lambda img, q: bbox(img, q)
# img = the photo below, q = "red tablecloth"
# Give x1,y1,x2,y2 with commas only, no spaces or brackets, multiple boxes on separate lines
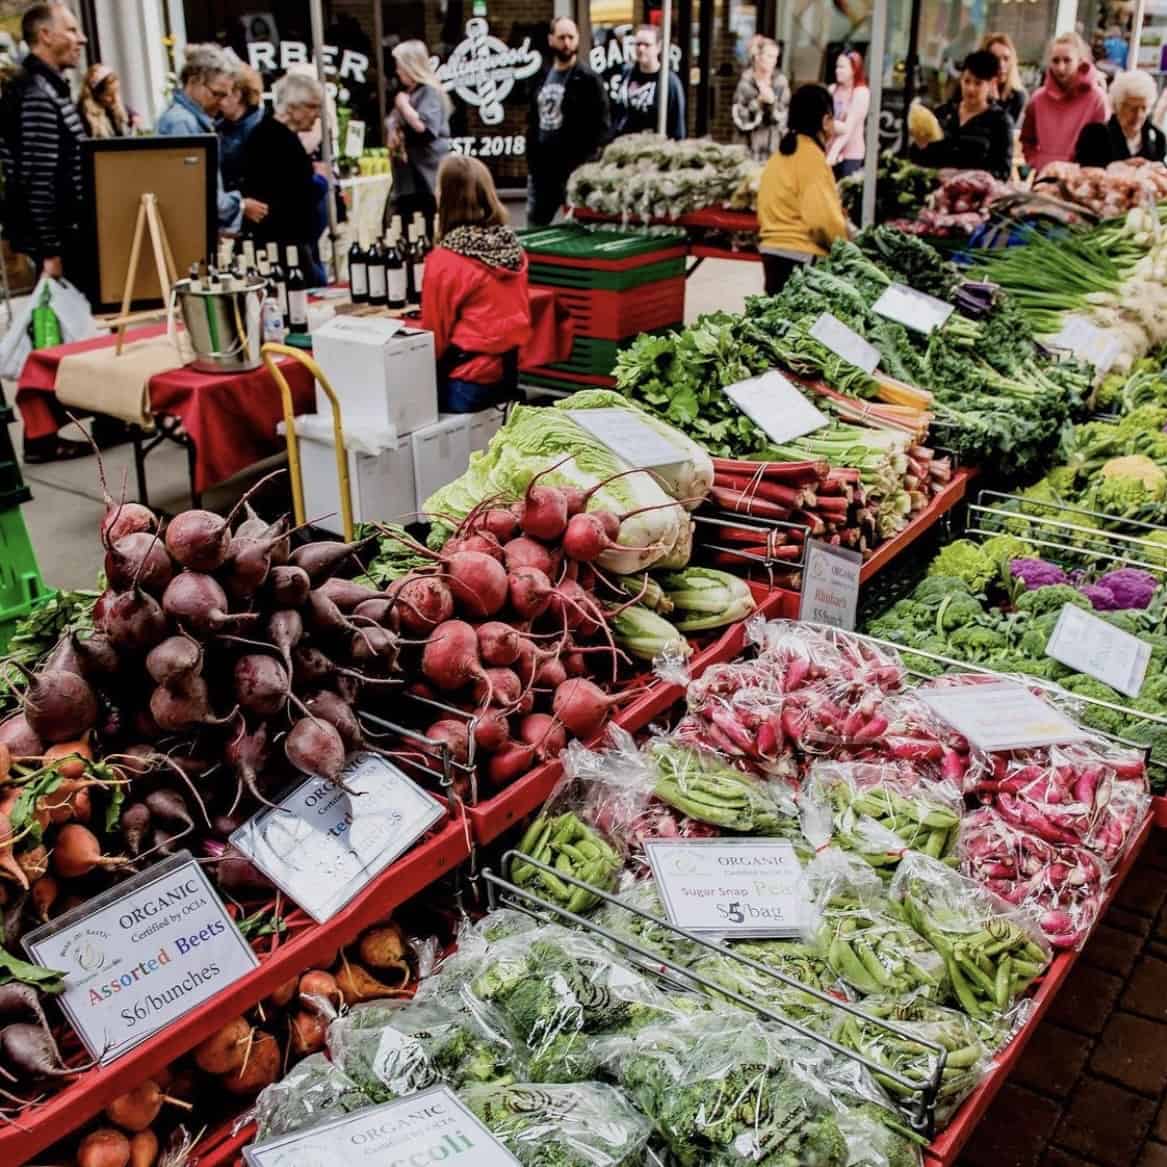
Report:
16,288,572,493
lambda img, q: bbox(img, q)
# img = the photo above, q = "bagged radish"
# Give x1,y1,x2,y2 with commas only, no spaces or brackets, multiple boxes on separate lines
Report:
803,849,949,1001
747,618,907,695
892,853,1051,1018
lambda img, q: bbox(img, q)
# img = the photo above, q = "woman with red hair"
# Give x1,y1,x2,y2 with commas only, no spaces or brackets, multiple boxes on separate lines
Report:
826,49,869,178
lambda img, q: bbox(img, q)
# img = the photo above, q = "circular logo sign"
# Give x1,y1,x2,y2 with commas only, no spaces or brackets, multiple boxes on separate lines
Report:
436,18,542,125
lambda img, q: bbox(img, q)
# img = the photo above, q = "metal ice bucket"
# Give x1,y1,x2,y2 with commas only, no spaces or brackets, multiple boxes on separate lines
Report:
174,276,266,373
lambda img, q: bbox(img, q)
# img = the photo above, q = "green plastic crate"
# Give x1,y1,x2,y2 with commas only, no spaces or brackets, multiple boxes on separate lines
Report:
527,255,686,292
519,224,685,261
0,506,50,640
541,329,676,378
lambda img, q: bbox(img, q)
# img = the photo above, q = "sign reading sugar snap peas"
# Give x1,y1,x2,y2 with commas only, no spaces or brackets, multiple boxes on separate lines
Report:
645,839,806,937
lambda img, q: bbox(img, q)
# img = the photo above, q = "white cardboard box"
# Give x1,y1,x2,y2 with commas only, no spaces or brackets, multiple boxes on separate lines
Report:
468,407,505,454
312,316,437,435
283,414,416,534
412,414,471,514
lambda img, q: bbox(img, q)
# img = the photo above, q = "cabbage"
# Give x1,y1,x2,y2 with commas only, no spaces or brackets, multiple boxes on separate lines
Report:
424,399,712,574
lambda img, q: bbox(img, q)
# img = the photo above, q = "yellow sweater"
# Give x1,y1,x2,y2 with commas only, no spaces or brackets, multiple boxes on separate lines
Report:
757,135,850,258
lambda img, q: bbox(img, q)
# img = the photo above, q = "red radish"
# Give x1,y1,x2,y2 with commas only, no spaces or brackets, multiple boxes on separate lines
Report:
146,632,203,691
104,530,174,595
472,667,521,709
479,507,519,542
285,717,348,786
502,536,556,576
162,572,256,634
12,663,98,745
421,620,493,696
390,574,455,635
534,657,568,688
508,567,554,621
519,713,567,760
0,714,43,759
104,587,168,656
477,621,521,667
519,458,572,541
426,718,471,765
290,535,378,584
444,531,504,562
234,655,290,716
553,678,636,739
487,741,537,787
266,564,312,608
51,823,125,878
442,550,508,619
473,708,510,753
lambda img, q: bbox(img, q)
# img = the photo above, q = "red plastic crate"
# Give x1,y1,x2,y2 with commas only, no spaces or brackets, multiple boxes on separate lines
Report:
538,278,685,341
0,819,471,1166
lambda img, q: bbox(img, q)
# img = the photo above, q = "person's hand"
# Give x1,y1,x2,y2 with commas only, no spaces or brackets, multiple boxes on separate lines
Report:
41,256,63,279
243,198,269,224
387,125,403,151
757,80,774,104
312,161,331,181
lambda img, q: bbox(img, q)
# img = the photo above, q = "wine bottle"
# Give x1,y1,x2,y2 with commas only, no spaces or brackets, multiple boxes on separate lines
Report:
386,220,406,310
187,261,200,288
349,232,369,304
241,239,257,276
367,233,387,307
285,244,309,335
404,220,418,307
267,243,288,317
411,213,428,307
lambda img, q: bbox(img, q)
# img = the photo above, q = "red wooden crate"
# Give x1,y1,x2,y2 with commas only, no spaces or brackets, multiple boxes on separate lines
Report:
544,278,685,341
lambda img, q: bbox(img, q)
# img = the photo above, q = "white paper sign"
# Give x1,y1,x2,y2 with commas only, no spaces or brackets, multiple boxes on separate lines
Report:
645,839,806,937
1046,316,1124,375
23,853,257,1063
343,118,367,159
872,283,954,334
799,539,862,631
231,754,444,923
723,369,828,446
810,313,880,374
919,681,1090,752
564,408,687,469
1046,603,1152,699
244,1086,521,1167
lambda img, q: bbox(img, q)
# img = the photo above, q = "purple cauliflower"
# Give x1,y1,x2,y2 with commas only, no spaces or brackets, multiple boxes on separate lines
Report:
1093,568,1158,610
1079,582,1119,611
1009,558,1068,590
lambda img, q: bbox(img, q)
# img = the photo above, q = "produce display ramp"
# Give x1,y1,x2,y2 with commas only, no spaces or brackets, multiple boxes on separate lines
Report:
0,820,470,1165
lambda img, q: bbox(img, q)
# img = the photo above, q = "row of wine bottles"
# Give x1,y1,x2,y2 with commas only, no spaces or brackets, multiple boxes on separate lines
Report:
187,240,312,335
348,212,430,310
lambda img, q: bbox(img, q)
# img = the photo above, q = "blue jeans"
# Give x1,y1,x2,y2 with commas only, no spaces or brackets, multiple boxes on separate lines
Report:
442,378,502,412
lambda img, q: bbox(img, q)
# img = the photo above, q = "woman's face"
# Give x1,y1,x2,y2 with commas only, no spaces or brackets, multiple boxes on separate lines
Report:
821,110,836,142
835,54,854,85
396,60,413,88
218,86,246,122
98,75,119,108
989,42,1011,82
1118,94,1150,138
757,45,778,75
960,70,993,109
286,98,322,133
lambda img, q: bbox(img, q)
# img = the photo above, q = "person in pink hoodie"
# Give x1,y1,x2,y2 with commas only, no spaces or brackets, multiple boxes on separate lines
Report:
1021,33,1109,173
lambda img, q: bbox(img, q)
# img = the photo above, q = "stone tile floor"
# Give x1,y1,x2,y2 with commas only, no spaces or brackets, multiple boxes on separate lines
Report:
957,829,1167,1167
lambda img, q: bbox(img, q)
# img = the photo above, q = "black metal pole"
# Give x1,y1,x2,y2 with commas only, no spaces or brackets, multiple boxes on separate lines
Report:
900,0,923,153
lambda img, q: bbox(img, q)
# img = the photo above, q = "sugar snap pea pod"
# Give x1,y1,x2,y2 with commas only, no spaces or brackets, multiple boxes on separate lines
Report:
994,956,1012,1010
518,815,551,855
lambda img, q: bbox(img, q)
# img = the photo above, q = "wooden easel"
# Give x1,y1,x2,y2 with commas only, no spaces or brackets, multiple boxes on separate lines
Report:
113,192,178,354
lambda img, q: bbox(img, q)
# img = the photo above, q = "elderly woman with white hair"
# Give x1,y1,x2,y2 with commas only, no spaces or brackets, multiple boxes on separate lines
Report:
241,71,328,281
1075,70,1165,167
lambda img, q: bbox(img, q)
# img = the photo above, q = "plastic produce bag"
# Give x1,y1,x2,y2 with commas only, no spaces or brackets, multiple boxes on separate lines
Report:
0,275,97,380
804,850,949,1001
592,876,705,967
252,1052,372,1141
460,1081,653,1166
747,618,907,696
892,853,1052,1018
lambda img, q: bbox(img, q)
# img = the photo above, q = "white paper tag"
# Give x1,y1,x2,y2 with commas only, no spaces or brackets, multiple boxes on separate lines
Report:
799,539,862,631
23,853,258,1064
645,839,806,937
919,681,1091,752
810,313,880,374
1046,317,1124,375
872,283,954,334
344,119,367,159
244,1086,522,1166
723,369,828,446
564,407,688,469
1046,603,1151,699
231,753,444,923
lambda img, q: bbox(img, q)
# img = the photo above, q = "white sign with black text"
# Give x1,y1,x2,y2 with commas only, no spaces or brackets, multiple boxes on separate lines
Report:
799,540,862,631
810,313,881,374
1046,603,1152,699
919,681,1091,753
565,407,687,471
23,853,257,1063
723,369,828,446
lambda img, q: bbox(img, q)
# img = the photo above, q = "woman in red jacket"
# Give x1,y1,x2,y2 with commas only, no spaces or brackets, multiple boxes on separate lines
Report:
422,155,532,412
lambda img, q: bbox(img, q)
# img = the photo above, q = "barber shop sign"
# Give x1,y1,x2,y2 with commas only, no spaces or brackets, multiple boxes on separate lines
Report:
435,18,542,125
245,40,370,102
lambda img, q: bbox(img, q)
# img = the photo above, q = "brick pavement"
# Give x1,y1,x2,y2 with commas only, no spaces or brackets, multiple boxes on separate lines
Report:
957,831,1167,1167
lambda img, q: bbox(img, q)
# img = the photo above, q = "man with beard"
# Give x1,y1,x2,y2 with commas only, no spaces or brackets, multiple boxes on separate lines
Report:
525,17,609,226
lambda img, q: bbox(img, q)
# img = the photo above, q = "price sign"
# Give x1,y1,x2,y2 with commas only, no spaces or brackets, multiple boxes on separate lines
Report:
919,681,1090,752
1046,603,1152,699
872,283,953,334
343,118,367,158
810,313,880,374
565,407,688,470
1046,317,1124,375
799,539,862,631
244,1086,522,1167
23,853,257,1063
723,369,828,446
231,754,444,923
645,839,806,937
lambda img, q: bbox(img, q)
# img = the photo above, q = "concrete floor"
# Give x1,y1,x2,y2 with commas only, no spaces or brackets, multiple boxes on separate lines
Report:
4,256,763,592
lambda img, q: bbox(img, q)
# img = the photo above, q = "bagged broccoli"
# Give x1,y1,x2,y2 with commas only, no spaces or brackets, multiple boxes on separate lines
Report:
592,876,705,967
252,1052,372,1141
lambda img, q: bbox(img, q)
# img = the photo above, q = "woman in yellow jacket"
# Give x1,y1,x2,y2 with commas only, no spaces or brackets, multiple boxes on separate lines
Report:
757,83,851,294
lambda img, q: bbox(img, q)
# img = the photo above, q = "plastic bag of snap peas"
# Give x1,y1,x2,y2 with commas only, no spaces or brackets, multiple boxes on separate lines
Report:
891,852,1052,1019
803,849,950,1002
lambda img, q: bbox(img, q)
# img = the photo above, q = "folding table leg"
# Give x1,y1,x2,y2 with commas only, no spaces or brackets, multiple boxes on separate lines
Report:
131,428,150,509
186,434,200,510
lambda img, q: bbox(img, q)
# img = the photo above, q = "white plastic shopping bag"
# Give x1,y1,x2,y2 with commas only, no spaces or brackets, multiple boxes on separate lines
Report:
0,275,99,381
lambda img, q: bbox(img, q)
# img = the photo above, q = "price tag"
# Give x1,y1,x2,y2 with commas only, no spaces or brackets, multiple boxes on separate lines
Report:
1046,316,1124,375
1046,603,1152,699
645,839,806,937
872,283,954,334
23,853,257,1064
231,754,445,923
564,407,688,470
809,313,880,374
919,681,1090,752
343,119,367,159
723,369,828,446
243,1086,521,1167
799,539,862,631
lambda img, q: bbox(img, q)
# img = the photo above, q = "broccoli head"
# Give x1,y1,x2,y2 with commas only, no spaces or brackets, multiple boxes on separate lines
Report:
926,540,996,593
1061,675,1128,736
1015,585,1091,618
935,592,989,635
1089,474,1167,520
913,575,974,606
947,623,1010,663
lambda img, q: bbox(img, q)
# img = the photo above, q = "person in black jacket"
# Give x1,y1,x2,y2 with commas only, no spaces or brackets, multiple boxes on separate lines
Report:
525,18,609,226
241,72,327,283
1075,69,1166,167
610,25,686,141
909,50,1014,180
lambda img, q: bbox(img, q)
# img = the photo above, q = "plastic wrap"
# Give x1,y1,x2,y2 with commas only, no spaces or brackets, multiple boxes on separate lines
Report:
958,807,1110,949
591,877,705,967
461,1082,654,1166
747,618,908,695
802,762,963,871
252,1052,372,1141
892,853,1052,1018
804,850,949,1001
